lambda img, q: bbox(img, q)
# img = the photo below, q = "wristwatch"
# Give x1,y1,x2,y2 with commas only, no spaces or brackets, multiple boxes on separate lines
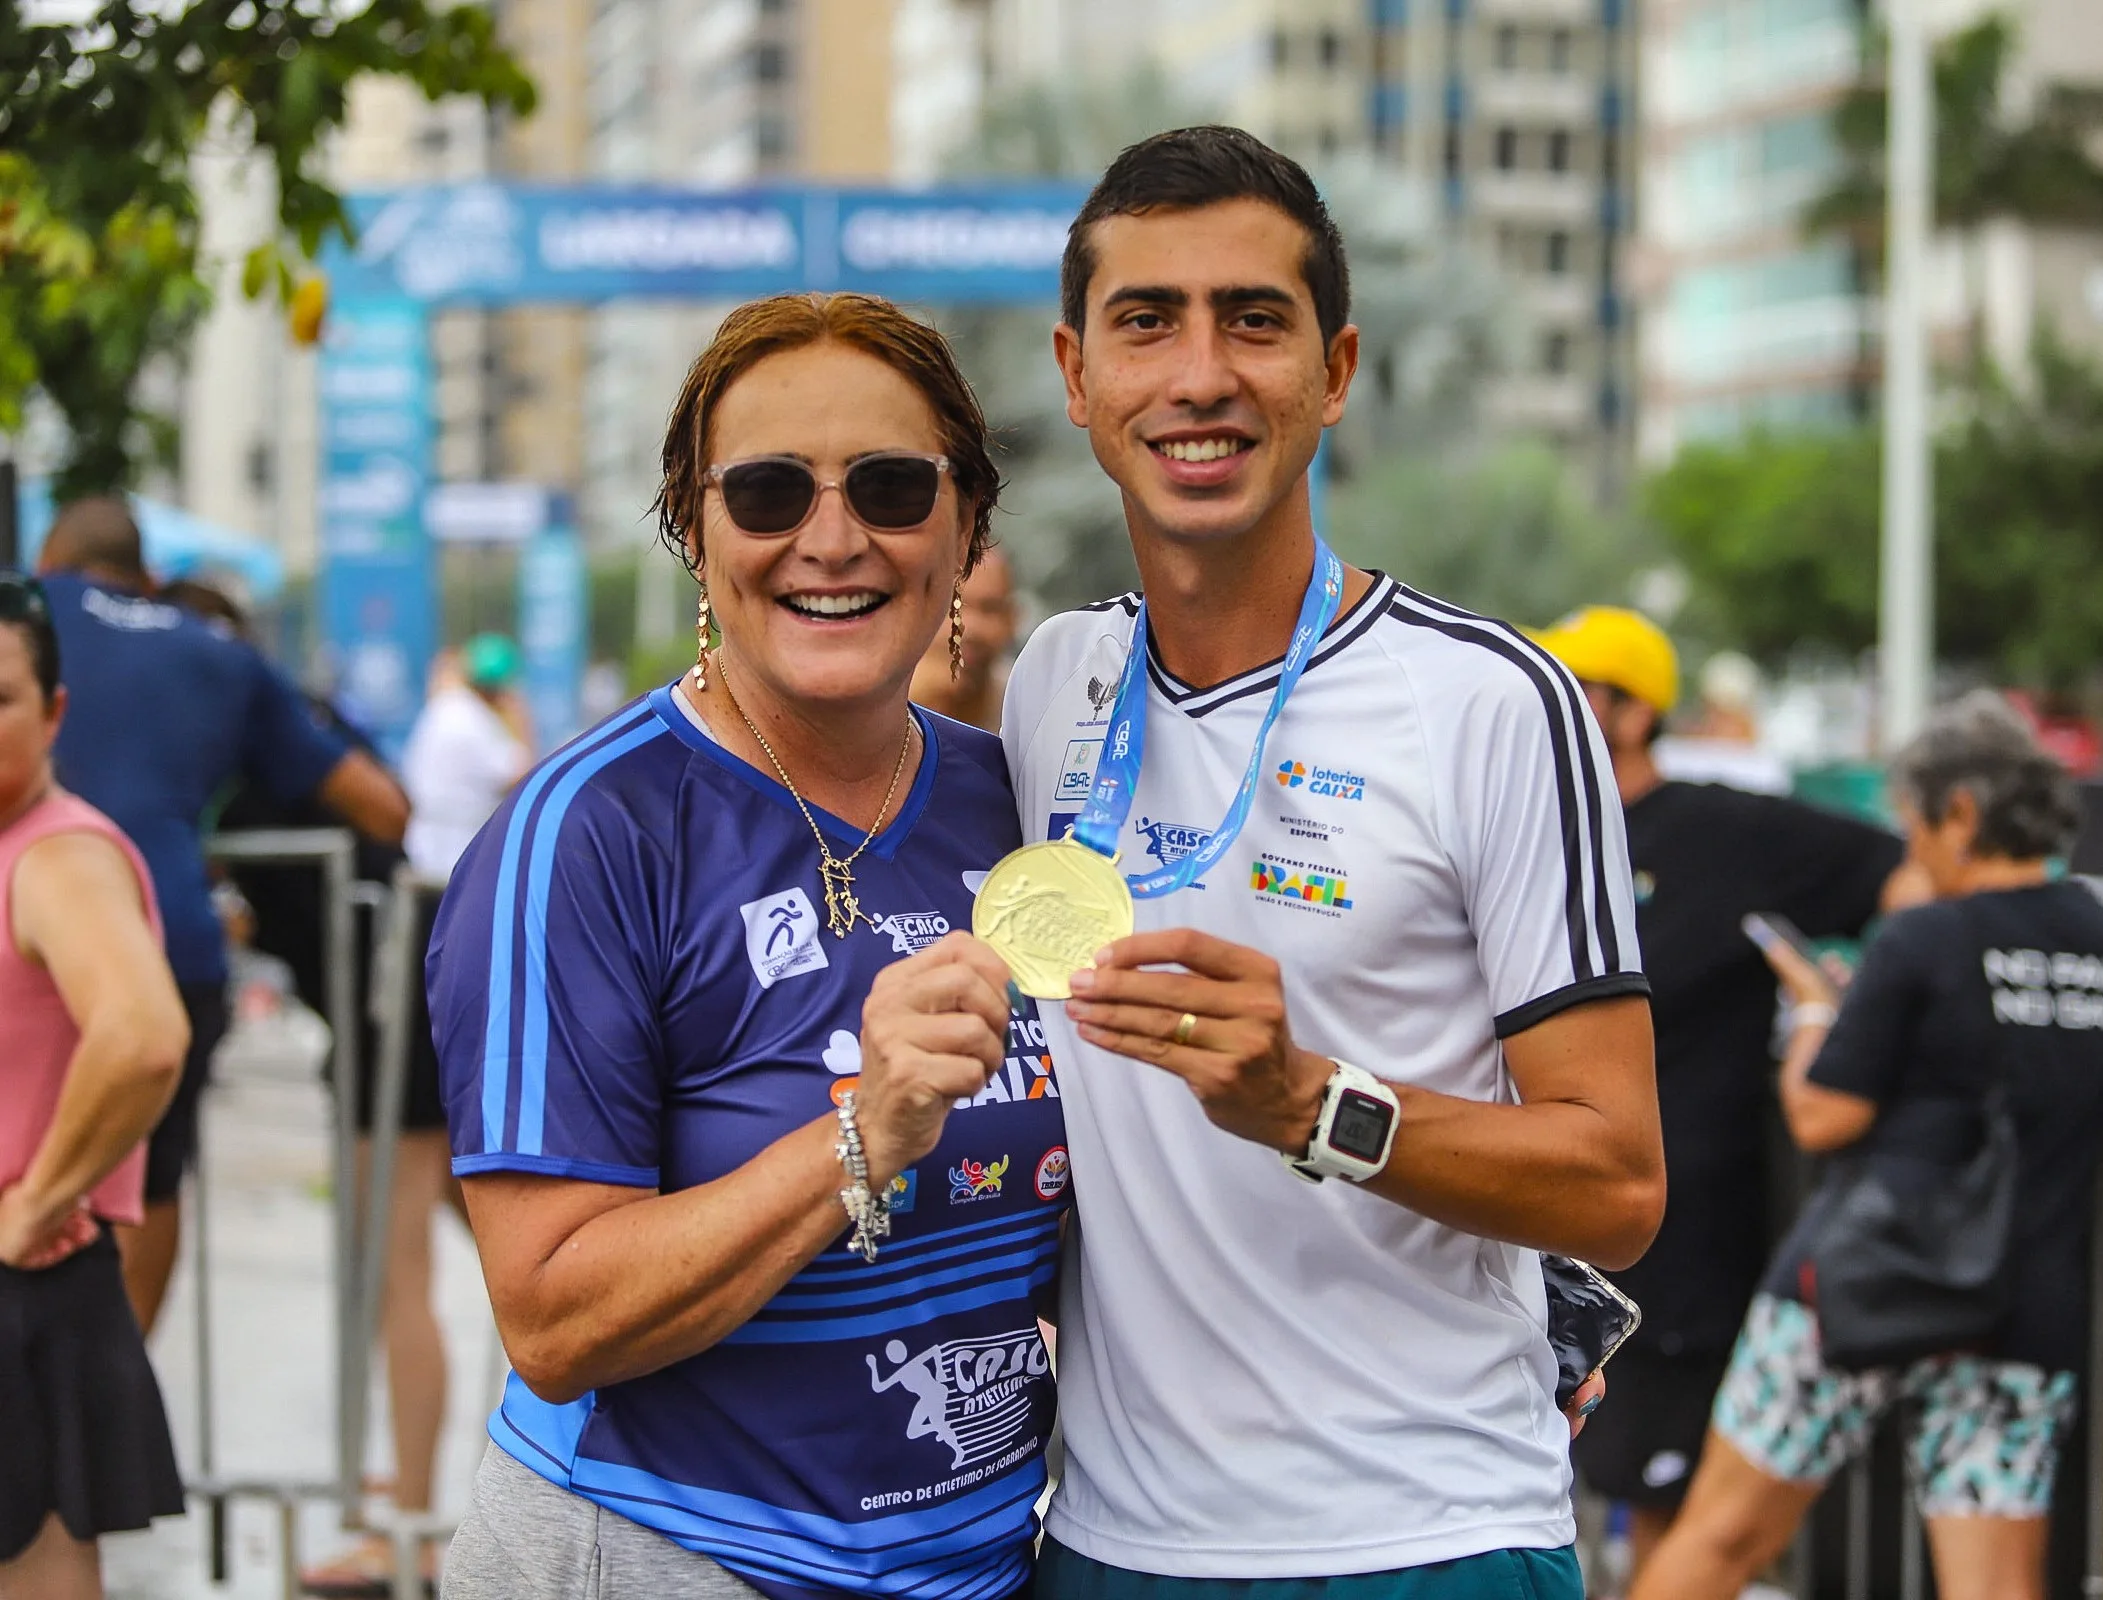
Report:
1283,1059,1401,1184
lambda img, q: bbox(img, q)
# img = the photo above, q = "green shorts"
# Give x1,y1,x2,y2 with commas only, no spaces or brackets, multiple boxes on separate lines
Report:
1033,1538,1582,1600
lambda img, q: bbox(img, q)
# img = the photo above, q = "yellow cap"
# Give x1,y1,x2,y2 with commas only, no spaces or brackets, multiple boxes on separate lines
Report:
1529,606,1680,714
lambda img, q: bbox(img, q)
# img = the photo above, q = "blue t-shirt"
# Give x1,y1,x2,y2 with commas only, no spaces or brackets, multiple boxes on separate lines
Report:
428,686,1068,1600
43,573,351,986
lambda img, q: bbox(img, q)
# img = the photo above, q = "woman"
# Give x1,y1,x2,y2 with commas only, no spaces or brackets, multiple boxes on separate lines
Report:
1632,691,2103,1600
430,293,1065,1600
0,572,192,1599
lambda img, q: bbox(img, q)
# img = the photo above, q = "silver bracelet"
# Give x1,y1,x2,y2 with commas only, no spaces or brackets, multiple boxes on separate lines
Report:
1785,1001,1839,1032
834,1091,891,1263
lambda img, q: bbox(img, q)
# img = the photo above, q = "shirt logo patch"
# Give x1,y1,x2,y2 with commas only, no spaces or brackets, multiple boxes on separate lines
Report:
876,910,951,954
1136,817,1210,867
865,1328,1050,1471
957,1017,1060,1109
1047,812,1078,841
1251,855,1354,913
1275,757,1365,801
947,1154,1009,1202
1034,1146,1070,1201
1055,740,1102,803
885,1170,918,1215
739,888,830,989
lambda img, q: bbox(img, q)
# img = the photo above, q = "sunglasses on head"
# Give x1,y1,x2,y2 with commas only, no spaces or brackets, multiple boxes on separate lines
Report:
705,452,951,536
0,573,49,622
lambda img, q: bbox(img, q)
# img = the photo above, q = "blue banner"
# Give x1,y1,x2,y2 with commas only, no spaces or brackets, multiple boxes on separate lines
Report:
324,182,1091,307
316,299,434,756
518,522,586,753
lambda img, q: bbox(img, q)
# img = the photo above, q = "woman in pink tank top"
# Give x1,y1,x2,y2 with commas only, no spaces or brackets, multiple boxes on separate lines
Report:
0,573,192,1596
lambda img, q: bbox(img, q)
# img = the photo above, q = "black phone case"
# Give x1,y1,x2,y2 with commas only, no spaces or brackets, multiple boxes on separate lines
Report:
1542,1254,1642,1409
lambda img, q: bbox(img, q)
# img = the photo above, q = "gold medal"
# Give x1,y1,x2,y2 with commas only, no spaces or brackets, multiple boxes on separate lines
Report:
973,839,1134,999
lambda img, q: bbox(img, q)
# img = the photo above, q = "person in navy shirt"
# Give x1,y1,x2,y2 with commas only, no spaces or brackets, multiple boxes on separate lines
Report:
430,293,1066,1600
35,498,409,1331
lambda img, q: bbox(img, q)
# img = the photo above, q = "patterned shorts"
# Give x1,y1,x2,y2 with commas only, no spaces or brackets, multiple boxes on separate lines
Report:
1712,1294,2077,1518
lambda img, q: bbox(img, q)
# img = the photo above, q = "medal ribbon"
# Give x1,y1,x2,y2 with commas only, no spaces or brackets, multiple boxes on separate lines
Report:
1073,538,1345,899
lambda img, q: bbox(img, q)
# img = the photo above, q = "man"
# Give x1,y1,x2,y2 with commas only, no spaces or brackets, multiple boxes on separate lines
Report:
1001,126,1664,1596
1531,606,1910,1582
37,496,408,1331
401,634,531,882
910,543,1019,731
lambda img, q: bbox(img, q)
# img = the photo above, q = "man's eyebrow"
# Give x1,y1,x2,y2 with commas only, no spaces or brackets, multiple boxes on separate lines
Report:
1101,285,1188,312
1210,286,1298,312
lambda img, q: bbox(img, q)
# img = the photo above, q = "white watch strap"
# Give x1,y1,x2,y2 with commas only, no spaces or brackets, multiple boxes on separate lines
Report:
1284,1059,1400,1184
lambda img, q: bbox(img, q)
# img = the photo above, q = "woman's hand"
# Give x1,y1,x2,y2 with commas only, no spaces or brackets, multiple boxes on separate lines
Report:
854,933,1014,1186
0,1187,99,1271
1564,1368,1606,1439
1755,935,1842,1013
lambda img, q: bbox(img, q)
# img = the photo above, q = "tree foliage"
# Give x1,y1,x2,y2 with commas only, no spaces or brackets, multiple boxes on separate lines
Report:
1805,14,2103,273
1330,441,1657,627
1644,336,2103,689
0,0,534,496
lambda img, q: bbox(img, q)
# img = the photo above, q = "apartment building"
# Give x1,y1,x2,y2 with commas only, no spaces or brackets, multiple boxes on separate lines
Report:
1636,0,2103,464
1368,0,1639,496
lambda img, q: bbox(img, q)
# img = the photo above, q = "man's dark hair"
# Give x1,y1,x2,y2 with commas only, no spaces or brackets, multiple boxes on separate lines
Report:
42,494,147,583
1060,125,1351,347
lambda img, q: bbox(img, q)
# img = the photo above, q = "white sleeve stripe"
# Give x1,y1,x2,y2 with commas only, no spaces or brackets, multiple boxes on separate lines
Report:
1385,590,1628,982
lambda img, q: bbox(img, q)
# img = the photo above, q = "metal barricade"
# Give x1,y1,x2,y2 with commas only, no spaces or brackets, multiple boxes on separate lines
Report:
196,829,370,1591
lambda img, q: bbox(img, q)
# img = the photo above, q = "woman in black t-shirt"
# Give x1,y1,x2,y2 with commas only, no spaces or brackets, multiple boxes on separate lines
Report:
1634,692,2102,1600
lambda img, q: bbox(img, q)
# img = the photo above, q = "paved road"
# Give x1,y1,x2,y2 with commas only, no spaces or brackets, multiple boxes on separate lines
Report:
101,1013,501,1599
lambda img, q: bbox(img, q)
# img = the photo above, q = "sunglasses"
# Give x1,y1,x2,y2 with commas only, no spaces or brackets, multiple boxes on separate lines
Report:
705,452,951,536
0,573,49,622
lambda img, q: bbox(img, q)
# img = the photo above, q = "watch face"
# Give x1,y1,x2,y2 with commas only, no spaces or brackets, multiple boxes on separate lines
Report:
1329,1089,1395,1163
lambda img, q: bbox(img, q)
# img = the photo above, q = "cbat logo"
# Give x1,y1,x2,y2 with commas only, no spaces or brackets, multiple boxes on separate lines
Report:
1275,758,1365,801
1055,740,1102,803
865,1327,1049,1470
1137,817,1210,867
948,1155,1009,1202
1034,1147,1070,1201
876,910,950,954
738,888,830,989
1251,857,1354,910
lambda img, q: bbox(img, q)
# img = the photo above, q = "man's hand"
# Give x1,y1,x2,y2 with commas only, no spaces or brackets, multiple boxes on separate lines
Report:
0,1186,99,1271
1066,929,1332,1154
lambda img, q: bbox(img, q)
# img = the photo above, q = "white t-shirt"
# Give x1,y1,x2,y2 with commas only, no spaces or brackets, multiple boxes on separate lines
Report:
1001,574,1647,1577
401,686,528,880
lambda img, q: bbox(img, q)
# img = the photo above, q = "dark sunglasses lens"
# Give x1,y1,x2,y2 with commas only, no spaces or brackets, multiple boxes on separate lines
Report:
845,456,942,529
720,461,817,534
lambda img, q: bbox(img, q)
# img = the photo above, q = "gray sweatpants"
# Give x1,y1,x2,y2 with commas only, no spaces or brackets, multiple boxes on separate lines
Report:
442,1444,764,1600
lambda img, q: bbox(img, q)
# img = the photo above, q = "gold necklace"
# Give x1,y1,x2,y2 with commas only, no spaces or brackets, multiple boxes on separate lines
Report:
717,659,914,939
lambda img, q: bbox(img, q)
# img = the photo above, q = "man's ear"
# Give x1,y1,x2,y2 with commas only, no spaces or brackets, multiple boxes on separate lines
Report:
1053,323,1089,431
1321,323,1361,429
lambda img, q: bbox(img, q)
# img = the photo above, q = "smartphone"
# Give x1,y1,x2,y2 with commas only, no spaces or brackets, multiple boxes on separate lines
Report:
1542,1255,1642,1408
1741,911,1821,966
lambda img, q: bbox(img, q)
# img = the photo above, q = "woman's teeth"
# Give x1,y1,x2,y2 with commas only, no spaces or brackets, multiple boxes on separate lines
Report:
786,593,884,617
1156,438,1249,462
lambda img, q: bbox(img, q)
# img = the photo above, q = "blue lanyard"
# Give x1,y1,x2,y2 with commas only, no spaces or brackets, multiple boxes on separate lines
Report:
1073,539,1345,900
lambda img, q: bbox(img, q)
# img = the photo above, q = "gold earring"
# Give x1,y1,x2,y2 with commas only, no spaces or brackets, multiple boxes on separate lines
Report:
947,576,966,682
689,580,711,691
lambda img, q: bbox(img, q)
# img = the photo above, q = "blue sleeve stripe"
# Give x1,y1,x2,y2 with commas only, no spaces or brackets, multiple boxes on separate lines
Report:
479,702,656,1154
793,1208,1060,1283
516,719,671,1156
718,1264,1056,1345
761,1242,1053,1312
570,1452,1044,1561
452,1152,659,1187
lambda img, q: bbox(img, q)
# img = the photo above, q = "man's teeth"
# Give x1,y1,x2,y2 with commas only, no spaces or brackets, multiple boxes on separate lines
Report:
1156,438,1249,463
787,593,883,617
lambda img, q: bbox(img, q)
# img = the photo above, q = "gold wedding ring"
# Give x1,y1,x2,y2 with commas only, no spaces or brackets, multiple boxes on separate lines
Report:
1173,1012,1199,1046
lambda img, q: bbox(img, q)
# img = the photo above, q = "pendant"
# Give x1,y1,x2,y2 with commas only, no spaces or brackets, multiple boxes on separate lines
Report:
819,857,869,939
972,839,1135,999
